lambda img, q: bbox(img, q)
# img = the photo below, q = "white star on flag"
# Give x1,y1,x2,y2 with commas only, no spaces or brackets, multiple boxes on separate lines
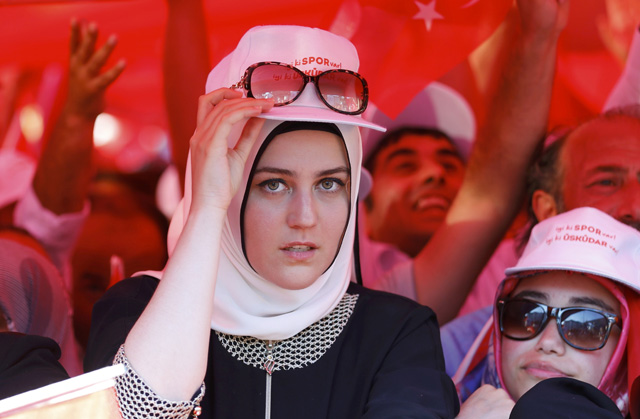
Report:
413,0,444,32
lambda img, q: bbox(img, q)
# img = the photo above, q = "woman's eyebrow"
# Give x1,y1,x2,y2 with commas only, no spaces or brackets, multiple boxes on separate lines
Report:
253,166,349,178
511,290,548,301
254,167,294,176
316,166,350,177
569,296,616,312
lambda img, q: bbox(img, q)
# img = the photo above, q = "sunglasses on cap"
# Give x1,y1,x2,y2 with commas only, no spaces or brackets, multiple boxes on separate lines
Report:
497,298,622,351
231,61,369,115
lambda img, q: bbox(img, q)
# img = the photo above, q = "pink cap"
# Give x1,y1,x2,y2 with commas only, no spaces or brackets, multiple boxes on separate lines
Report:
361,81,476,161
206,25,385,132
501,207,640,414
505,207,640,294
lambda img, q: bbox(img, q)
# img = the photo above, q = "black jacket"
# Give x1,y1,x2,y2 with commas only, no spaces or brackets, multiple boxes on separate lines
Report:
85,276,459,418
0,332,69,399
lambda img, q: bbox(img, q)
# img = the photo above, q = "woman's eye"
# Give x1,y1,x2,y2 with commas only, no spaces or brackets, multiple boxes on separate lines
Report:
266,181,280,191
321,179,335,190
258,179,286,193
318,178,345,192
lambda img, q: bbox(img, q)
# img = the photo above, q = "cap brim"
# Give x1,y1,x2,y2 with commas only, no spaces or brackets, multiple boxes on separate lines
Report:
505,264,640,294
259,106,386,132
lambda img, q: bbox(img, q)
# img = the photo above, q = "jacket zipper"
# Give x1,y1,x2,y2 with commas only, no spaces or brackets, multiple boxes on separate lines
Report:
264,340,275,419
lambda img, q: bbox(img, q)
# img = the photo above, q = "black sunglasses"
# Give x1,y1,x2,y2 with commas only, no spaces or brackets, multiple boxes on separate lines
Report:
231,61,369,115
497,298,621,351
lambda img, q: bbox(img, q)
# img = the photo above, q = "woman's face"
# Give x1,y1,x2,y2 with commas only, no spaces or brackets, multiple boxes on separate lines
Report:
243,129,350,290
501,272,621,400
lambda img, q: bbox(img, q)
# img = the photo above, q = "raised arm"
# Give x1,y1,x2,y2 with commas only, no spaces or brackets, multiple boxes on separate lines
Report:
413,0,569,323
163,0,211,190
32,20,125,215
603,24,640,110
122,90,272,400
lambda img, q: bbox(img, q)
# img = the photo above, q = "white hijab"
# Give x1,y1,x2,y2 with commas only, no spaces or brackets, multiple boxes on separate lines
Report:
141,25,389,340
154,120,362,340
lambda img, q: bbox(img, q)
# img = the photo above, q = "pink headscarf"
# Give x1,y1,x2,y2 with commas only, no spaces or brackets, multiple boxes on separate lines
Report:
0,236,82,376
492,274,631,415
454,208,640,416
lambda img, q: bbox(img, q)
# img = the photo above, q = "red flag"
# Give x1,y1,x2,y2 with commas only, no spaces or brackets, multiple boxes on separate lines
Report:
0,0,344,129
332,0,511,118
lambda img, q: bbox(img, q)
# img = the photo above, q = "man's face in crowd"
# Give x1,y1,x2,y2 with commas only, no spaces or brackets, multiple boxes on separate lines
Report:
559,116,640,230
365,133,465,256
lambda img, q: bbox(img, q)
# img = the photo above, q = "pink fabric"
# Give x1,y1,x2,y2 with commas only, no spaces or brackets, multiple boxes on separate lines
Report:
360,203,516,317
457,239,518,317
13,186,88,291
0,150,35,209
0,238,82,376
603,26,640,111
357,205,411,290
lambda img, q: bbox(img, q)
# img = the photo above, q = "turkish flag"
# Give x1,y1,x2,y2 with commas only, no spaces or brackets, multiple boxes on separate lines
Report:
0,0,345,127
0,0,510,123
331,0,511,118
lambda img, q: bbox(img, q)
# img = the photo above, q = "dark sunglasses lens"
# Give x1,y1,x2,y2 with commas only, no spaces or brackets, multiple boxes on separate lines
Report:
560,309,611,350
501,300,546,339
250,64,304,104
317,71,366,114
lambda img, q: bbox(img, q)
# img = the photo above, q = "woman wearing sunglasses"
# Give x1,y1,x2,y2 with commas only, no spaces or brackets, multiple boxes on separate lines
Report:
453,207,640,418
83,25,458,418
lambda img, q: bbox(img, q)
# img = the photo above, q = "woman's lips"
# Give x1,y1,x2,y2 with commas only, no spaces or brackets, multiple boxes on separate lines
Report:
523,362,569,380
280,243,317,261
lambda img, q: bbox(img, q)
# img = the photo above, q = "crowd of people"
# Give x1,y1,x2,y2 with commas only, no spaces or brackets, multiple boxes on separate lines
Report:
1,0,639,417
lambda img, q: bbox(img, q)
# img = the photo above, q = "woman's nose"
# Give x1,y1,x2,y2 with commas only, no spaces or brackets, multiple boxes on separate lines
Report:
534,320,567,356
287,190,318,229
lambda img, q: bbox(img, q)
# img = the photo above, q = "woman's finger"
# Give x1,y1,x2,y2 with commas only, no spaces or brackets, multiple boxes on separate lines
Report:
196,88,243,126
234,116,267,163
193,104,265,155
195,95,272,145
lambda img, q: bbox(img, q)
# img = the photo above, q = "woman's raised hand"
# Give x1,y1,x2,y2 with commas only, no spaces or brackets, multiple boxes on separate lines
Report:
189,88,273,213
